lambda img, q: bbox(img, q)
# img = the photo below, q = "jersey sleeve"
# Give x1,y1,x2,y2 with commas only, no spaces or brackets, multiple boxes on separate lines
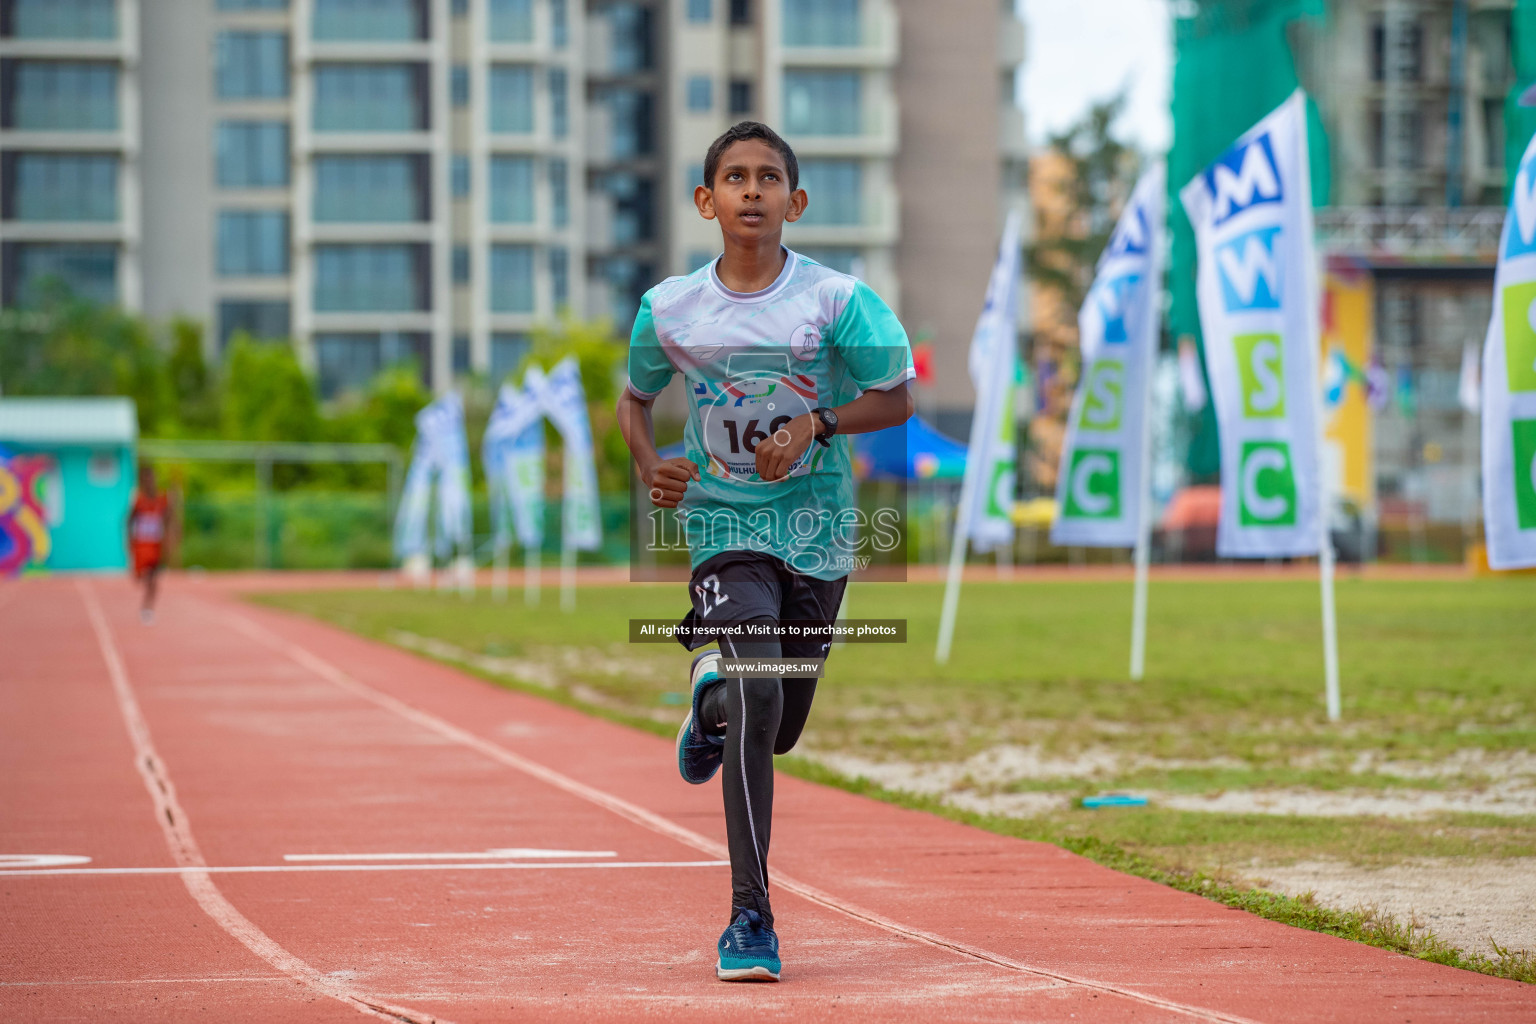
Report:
828,280,915,391
625,292,675,399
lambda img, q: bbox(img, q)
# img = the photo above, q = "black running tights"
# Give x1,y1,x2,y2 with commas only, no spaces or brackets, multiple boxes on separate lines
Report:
697,616,816,928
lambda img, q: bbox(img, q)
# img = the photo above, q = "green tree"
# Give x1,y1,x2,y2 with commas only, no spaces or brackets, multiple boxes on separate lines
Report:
0,289,173,431
1026,93,1141,313
167,317,218,431
219,334,321,444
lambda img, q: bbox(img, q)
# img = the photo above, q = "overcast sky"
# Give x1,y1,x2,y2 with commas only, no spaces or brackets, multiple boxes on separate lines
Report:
1018,0,1173,155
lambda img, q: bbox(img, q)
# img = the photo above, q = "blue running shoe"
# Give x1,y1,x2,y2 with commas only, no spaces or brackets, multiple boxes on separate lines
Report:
675,649,725,785
716,908,780,982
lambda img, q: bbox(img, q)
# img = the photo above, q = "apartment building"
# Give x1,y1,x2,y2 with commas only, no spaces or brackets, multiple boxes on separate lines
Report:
1,0,141,313
1300,0,1523,535
1,0,1027,423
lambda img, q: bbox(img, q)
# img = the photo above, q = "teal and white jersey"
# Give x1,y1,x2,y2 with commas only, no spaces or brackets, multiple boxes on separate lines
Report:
627,248,914,580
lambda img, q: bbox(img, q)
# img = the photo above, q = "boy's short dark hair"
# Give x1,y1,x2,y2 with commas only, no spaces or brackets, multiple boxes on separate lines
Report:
702,121,799,192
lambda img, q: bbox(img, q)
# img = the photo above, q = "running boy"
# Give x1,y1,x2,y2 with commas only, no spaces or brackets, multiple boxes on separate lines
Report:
616,121,914,982
127,464,173,623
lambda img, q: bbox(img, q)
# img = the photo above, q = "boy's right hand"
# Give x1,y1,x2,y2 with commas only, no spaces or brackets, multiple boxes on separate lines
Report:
643,458,701,508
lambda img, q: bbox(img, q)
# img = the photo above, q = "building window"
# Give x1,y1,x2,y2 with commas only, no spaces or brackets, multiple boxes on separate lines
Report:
314,331,429,398
728,0,750,26
313,154,427,222
452,245,471,284
604,257,651,328
451,65,469,107
549,67,568,138
688,162,704,195
3,152,117,221
489,156,536,223
7,0,116,39
219,299,291,347
687,250,715,272
216,32,289,100
549,157,568,227
313,63,427,132
489,0,533,42
783,0,858,46
1,241,116,306
610,88,653,157
609,4,651,72
489,244,535,312
217,210,289,275
728,78,752,116
1370,15,1423,83
550,246,569,309
490,332,530,383
216,0,289,9
607,172,654,244
451,153,471,197
796,247,859,275
1483,98,1506,171
784,70,860,135
686,75,712,112
551,0,568,47
488,65,534,133
315,244,428,311
451,0,467,14
795,160,861,224
452,333,471,375
313,0,425,41
687,0,710,23
216,121,289,187
3,61,118,130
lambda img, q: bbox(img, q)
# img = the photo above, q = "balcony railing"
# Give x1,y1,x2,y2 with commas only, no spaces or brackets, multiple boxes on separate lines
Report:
1314,206,1506,262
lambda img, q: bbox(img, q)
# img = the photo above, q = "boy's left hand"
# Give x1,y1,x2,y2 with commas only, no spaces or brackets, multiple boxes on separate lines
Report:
755,413,816,482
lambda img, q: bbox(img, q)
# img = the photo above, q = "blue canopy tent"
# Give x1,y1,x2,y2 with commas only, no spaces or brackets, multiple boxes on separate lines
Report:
655,415,967,481
852,415,967,481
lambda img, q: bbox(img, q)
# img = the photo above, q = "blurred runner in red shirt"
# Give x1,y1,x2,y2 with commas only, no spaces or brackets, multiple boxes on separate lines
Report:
127,465,173,623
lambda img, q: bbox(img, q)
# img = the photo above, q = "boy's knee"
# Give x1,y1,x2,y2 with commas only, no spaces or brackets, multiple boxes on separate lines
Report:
737,678,783,721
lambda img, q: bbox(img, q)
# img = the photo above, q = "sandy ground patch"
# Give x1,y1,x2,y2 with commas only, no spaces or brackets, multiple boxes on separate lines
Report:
803,746,1536,819
1255,859,1536,959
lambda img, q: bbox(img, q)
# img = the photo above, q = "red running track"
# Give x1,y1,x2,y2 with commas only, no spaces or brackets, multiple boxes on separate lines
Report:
2,577,1532,1023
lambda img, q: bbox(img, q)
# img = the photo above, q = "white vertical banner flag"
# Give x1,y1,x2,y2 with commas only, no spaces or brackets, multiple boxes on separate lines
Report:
1180,90,1323,559
961,209,1024,552
1482,131,1536,569
393,393,473,567
1052,163,1166,548
483,378,546,552
936,210,1022,663
539,356,603,552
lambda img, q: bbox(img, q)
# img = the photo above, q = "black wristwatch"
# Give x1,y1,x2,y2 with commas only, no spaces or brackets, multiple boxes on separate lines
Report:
811,407,838,448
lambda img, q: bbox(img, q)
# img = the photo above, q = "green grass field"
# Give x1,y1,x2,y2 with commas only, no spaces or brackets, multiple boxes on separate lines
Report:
257,575,1536,980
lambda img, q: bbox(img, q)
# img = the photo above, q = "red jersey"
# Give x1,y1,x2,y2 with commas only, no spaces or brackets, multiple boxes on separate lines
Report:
130,494,170,544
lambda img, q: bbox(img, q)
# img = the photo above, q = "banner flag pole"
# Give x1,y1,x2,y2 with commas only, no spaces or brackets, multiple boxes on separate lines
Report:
935,480,973,664
1041,162,1166,679
1129,372,1157,681
560,541,576,612
525,544,541,606
492,543,507,602
936,211,1023,665
1179,90,1339,716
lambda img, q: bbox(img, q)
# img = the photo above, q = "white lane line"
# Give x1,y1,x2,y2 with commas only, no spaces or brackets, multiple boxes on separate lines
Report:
3,859,727,878
1,976,292,988
78,582,453,1024
229,608,1263,1024
0,854,91,868
283,848,616,861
